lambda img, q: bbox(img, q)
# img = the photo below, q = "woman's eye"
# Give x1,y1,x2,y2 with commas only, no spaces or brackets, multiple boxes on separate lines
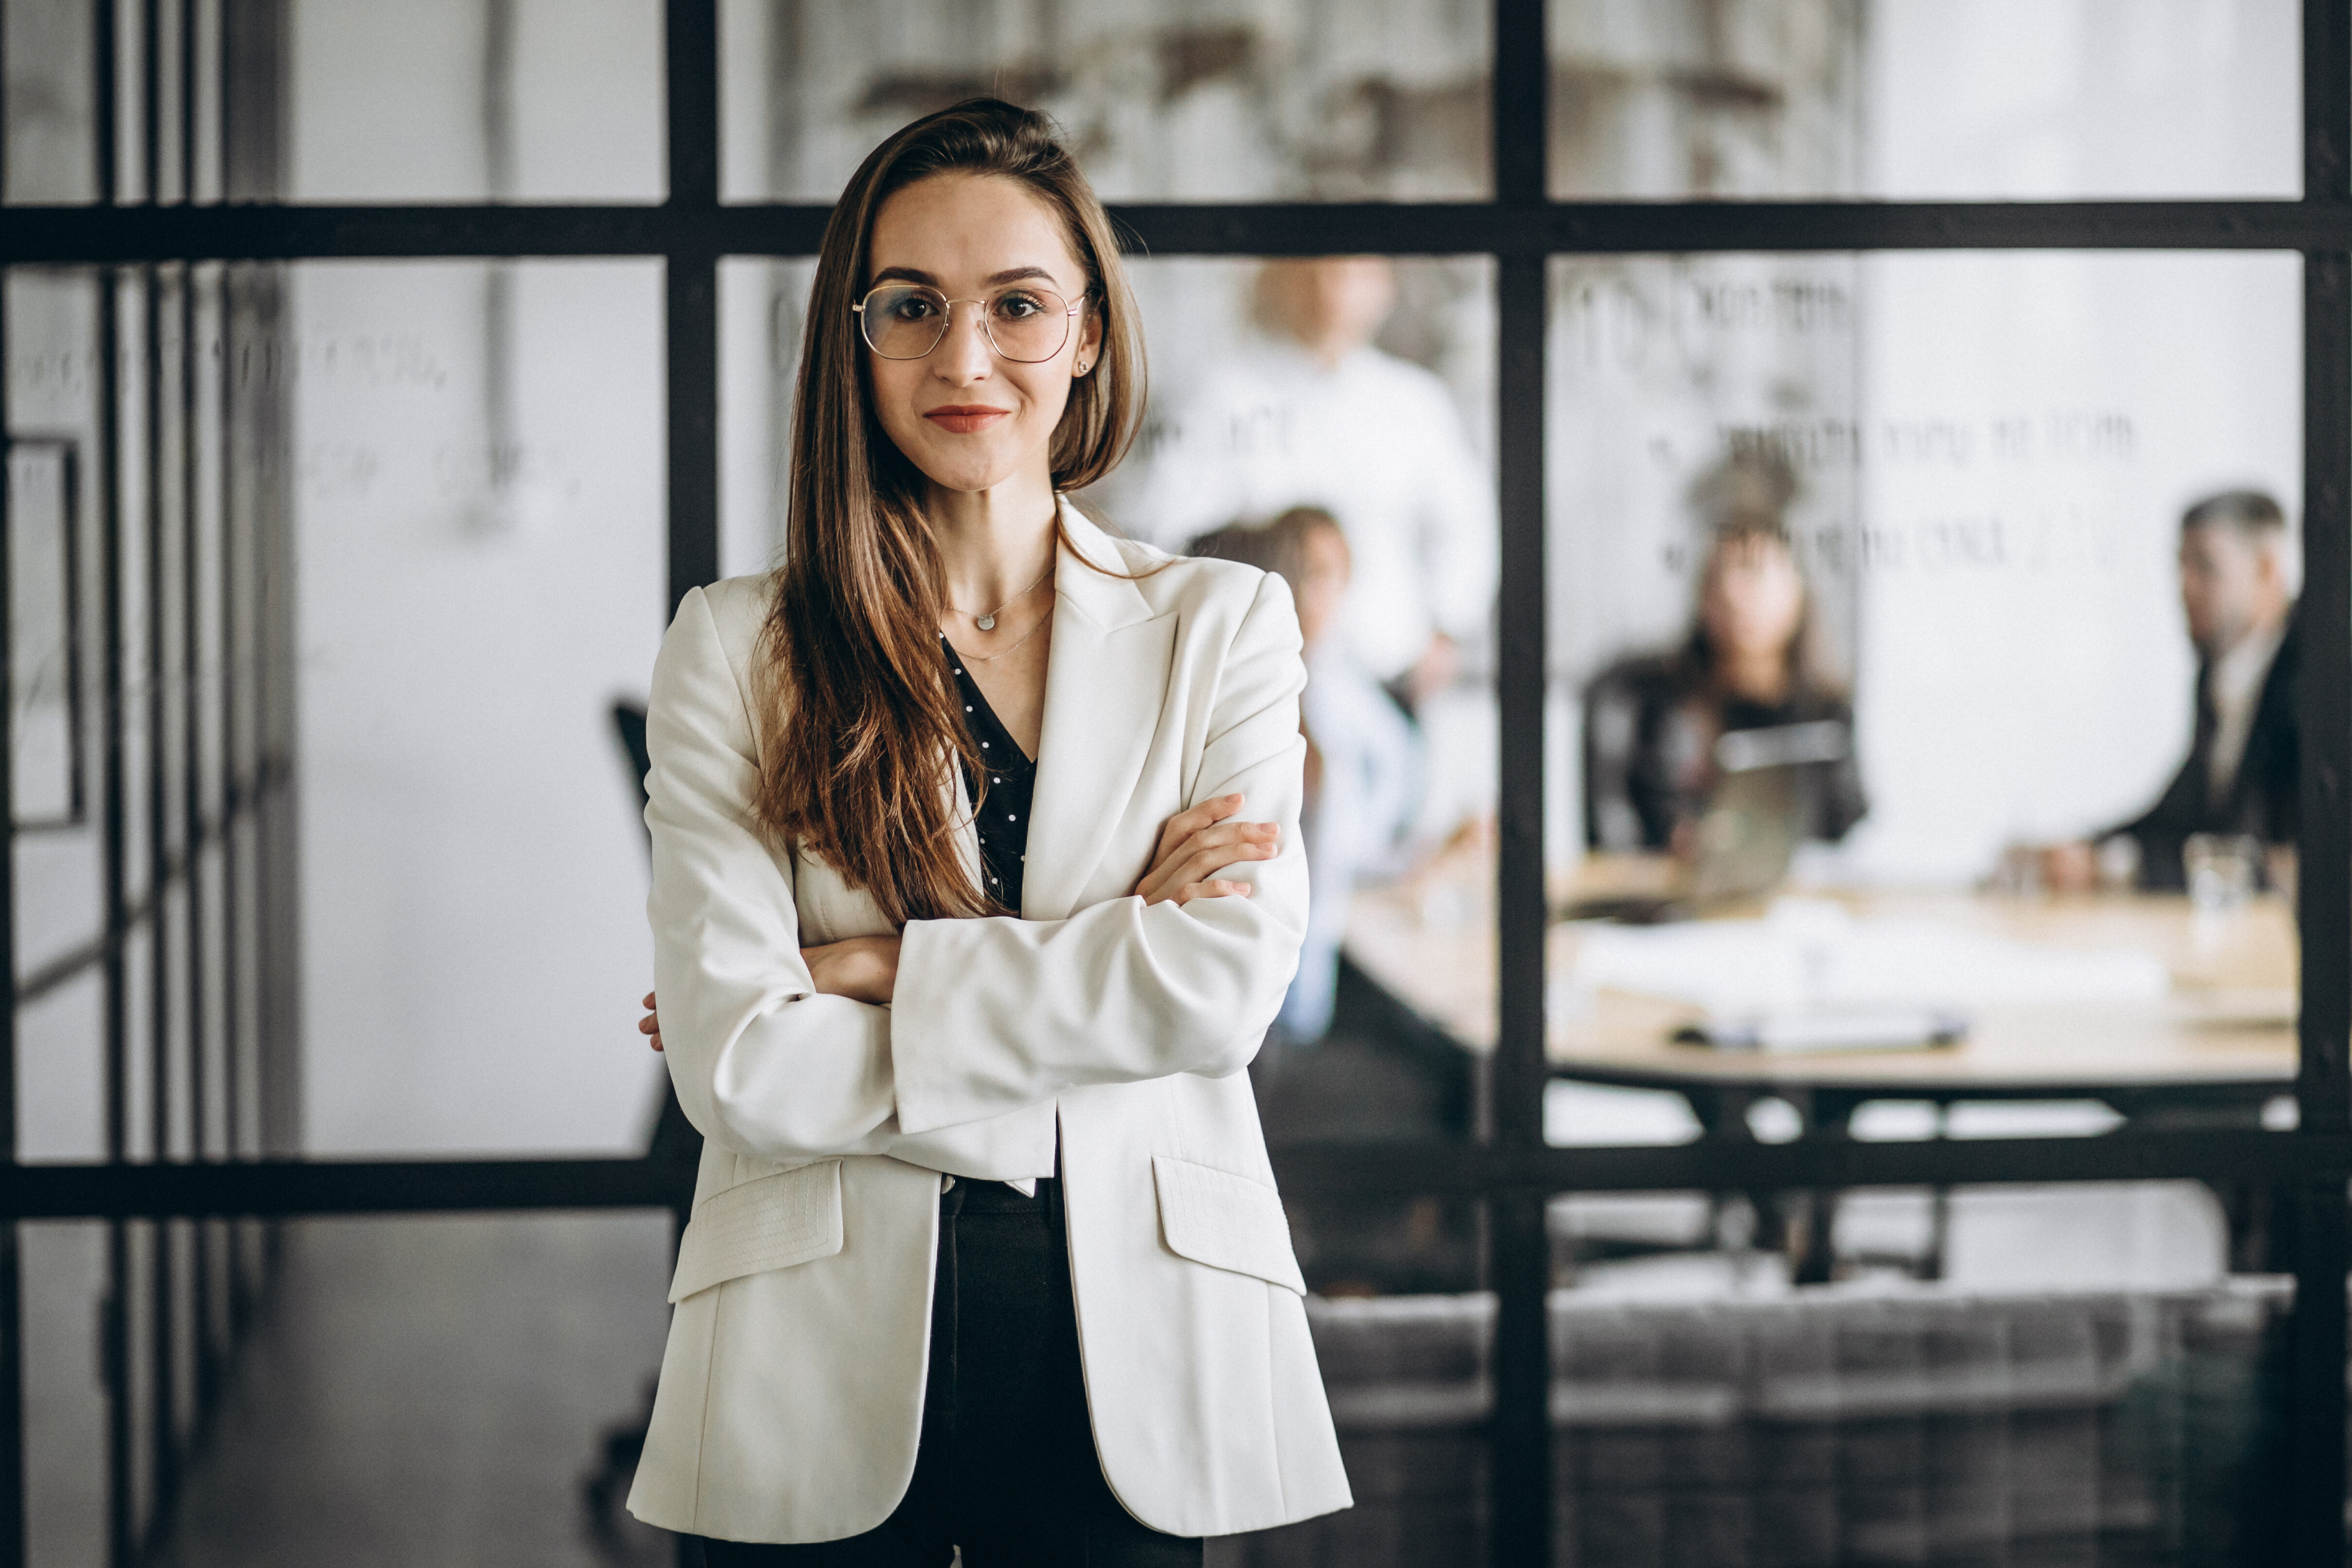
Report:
995,292,1045,319
889,295,937,320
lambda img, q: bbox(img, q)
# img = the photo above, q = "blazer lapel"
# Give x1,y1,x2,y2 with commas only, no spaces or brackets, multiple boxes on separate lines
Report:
1023,501,1174,922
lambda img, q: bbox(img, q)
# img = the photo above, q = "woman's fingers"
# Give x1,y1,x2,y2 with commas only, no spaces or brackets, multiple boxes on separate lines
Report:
1137,823,1279,905
639,991,663,1053
1150,793,1245,869
1170,878,1255,907
1170,839,1270,890
1143,820,1277,893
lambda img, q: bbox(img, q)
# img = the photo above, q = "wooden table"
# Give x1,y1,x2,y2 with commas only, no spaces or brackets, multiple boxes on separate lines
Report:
1345,850,2298,1279
1345,849,2297,1106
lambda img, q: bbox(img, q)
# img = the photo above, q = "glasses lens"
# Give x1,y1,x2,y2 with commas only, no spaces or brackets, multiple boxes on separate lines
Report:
985,287,1073,363
860,285,948,359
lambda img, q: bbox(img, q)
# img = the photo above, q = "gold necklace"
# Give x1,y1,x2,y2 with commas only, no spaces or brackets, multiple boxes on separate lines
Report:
948,558,1056,632
944,597,1053,662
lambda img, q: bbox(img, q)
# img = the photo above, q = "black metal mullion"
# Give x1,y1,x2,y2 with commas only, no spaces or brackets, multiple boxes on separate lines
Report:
219,259,254,1339
25,200,2352,269
90,3,137,1560
659,9,718,1551
664,0,720,614
2289,6,2352,1563
136,11,184,1540
1489,0,1550,1564
178,0,223,1431
212,21,252,1353
13,1126,2352,1220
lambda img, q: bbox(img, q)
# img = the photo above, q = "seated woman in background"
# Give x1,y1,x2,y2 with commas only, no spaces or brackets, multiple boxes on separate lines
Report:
1192,507,1420,1041
1583,465,1866,856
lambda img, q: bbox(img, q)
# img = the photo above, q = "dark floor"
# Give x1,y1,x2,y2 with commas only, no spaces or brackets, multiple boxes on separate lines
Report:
148,1213,677,1568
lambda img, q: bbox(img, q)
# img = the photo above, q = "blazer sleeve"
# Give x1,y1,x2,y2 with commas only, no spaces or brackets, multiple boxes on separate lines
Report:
888,572,1311,1135
644,585,904,1163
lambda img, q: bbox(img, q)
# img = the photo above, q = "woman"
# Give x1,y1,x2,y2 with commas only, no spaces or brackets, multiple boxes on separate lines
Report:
624,100,1348,1562
1583,494,1866,855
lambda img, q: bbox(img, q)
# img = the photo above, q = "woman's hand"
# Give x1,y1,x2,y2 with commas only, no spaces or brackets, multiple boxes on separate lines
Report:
1135,793,1279,907
636,936,902,1054
801,935,901,1005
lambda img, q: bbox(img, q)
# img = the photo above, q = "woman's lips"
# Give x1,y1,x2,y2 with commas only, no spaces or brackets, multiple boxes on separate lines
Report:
924,405,1010,435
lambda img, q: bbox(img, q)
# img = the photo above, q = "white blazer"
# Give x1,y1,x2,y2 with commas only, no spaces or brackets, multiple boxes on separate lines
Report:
624,500,1352,1544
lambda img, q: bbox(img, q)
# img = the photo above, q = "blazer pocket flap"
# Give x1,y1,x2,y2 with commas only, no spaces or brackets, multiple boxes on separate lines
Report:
1152,1155,1306,1295
668,1160,844,1303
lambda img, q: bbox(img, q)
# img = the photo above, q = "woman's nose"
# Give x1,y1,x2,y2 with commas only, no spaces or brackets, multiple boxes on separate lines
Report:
933,301,994,382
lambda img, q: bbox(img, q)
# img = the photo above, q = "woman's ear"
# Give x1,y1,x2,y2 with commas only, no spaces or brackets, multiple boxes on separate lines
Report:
1074,302,1105,377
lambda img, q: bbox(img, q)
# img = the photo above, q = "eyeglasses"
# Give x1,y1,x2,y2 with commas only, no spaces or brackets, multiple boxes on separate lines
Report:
852,282,1085,364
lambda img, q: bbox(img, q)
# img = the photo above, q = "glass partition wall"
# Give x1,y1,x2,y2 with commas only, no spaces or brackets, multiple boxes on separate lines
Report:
5,1,2351,1566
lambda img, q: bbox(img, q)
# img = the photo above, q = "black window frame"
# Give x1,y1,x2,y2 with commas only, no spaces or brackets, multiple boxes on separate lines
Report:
4,2,2349,1564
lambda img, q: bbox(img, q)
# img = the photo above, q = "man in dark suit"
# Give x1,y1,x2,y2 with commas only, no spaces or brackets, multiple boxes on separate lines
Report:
2095,490,2299,890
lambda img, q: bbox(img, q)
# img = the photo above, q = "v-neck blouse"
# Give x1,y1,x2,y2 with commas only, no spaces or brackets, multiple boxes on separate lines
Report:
943,634,1035,914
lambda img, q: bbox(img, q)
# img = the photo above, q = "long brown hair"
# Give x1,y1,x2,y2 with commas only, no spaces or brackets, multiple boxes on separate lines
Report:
752,99,1146,924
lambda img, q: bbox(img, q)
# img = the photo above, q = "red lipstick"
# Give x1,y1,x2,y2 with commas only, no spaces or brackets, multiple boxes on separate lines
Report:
924,404,1010,435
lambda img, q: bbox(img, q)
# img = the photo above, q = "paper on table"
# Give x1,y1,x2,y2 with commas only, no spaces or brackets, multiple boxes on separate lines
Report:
1573,897,2169,1015
1677,1008,1969,1054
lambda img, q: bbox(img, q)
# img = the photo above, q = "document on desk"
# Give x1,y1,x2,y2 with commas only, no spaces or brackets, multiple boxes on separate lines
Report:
1674,1007,1970,1054
1574,898,2169,1027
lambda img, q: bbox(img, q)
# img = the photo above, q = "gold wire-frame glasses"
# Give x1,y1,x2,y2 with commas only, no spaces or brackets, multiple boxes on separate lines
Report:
852,282,1086,364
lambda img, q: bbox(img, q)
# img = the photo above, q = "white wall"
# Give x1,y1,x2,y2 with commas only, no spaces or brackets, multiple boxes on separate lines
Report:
288,0,668,1155
1842,0,2301,880
1842,253,2299,881
1861,0,2297,200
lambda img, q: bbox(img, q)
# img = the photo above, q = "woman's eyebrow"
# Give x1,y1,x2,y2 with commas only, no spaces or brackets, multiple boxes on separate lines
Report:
868,264,1063,288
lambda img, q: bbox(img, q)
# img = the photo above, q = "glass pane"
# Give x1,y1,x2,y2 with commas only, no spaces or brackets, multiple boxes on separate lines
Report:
1549,0,2299,200
1543,249,2299,1184
717,256,815,580
2,0,98,201
721,0,1495,202
11,261,282,1169
25,1222,109,1566
287,0,662,201
20,1214,675,1563
291,258,666,1155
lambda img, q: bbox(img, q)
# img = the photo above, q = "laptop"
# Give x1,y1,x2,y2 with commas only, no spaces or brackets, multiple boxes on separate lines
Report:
1564,718,1847,922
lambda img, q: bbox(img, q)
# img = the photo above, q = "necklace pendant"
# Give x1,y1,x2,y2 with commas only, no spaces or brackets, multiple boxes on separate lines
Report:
976,613,996,631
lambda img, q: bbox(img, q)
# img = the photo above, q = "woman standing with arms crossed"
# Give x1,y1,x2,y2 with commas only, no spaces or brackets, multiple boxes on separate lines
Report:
624,100,1349,1563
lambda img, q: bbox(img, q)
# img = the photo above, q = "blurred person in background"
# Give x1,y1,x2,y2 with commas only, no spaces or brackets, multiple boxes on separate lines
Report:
1193,508,1421,1043
1583,454,1867,854
1132,257,1495,711
2046,489,2300,893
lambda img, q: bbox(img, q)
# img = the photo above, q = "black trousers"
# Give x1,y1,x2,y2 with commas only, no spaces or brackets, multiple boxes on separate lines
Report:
694,1176,1203,1568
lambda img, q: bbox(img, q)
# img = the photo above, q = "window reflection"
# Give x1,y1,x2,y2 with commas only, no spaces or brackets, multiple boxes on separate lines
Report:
722,0,1495,201
1547,0,2297,200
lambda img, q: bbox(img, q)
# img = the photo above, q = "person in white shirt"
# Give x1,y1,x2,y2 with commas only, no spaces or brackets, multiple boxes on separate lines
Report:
2048,490,2300,892
1131,258,1496,707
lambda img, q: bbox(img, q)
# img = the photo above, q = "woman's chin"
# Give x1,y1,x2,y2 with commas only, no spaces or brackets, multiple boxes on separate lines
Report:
910,449,1031,497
